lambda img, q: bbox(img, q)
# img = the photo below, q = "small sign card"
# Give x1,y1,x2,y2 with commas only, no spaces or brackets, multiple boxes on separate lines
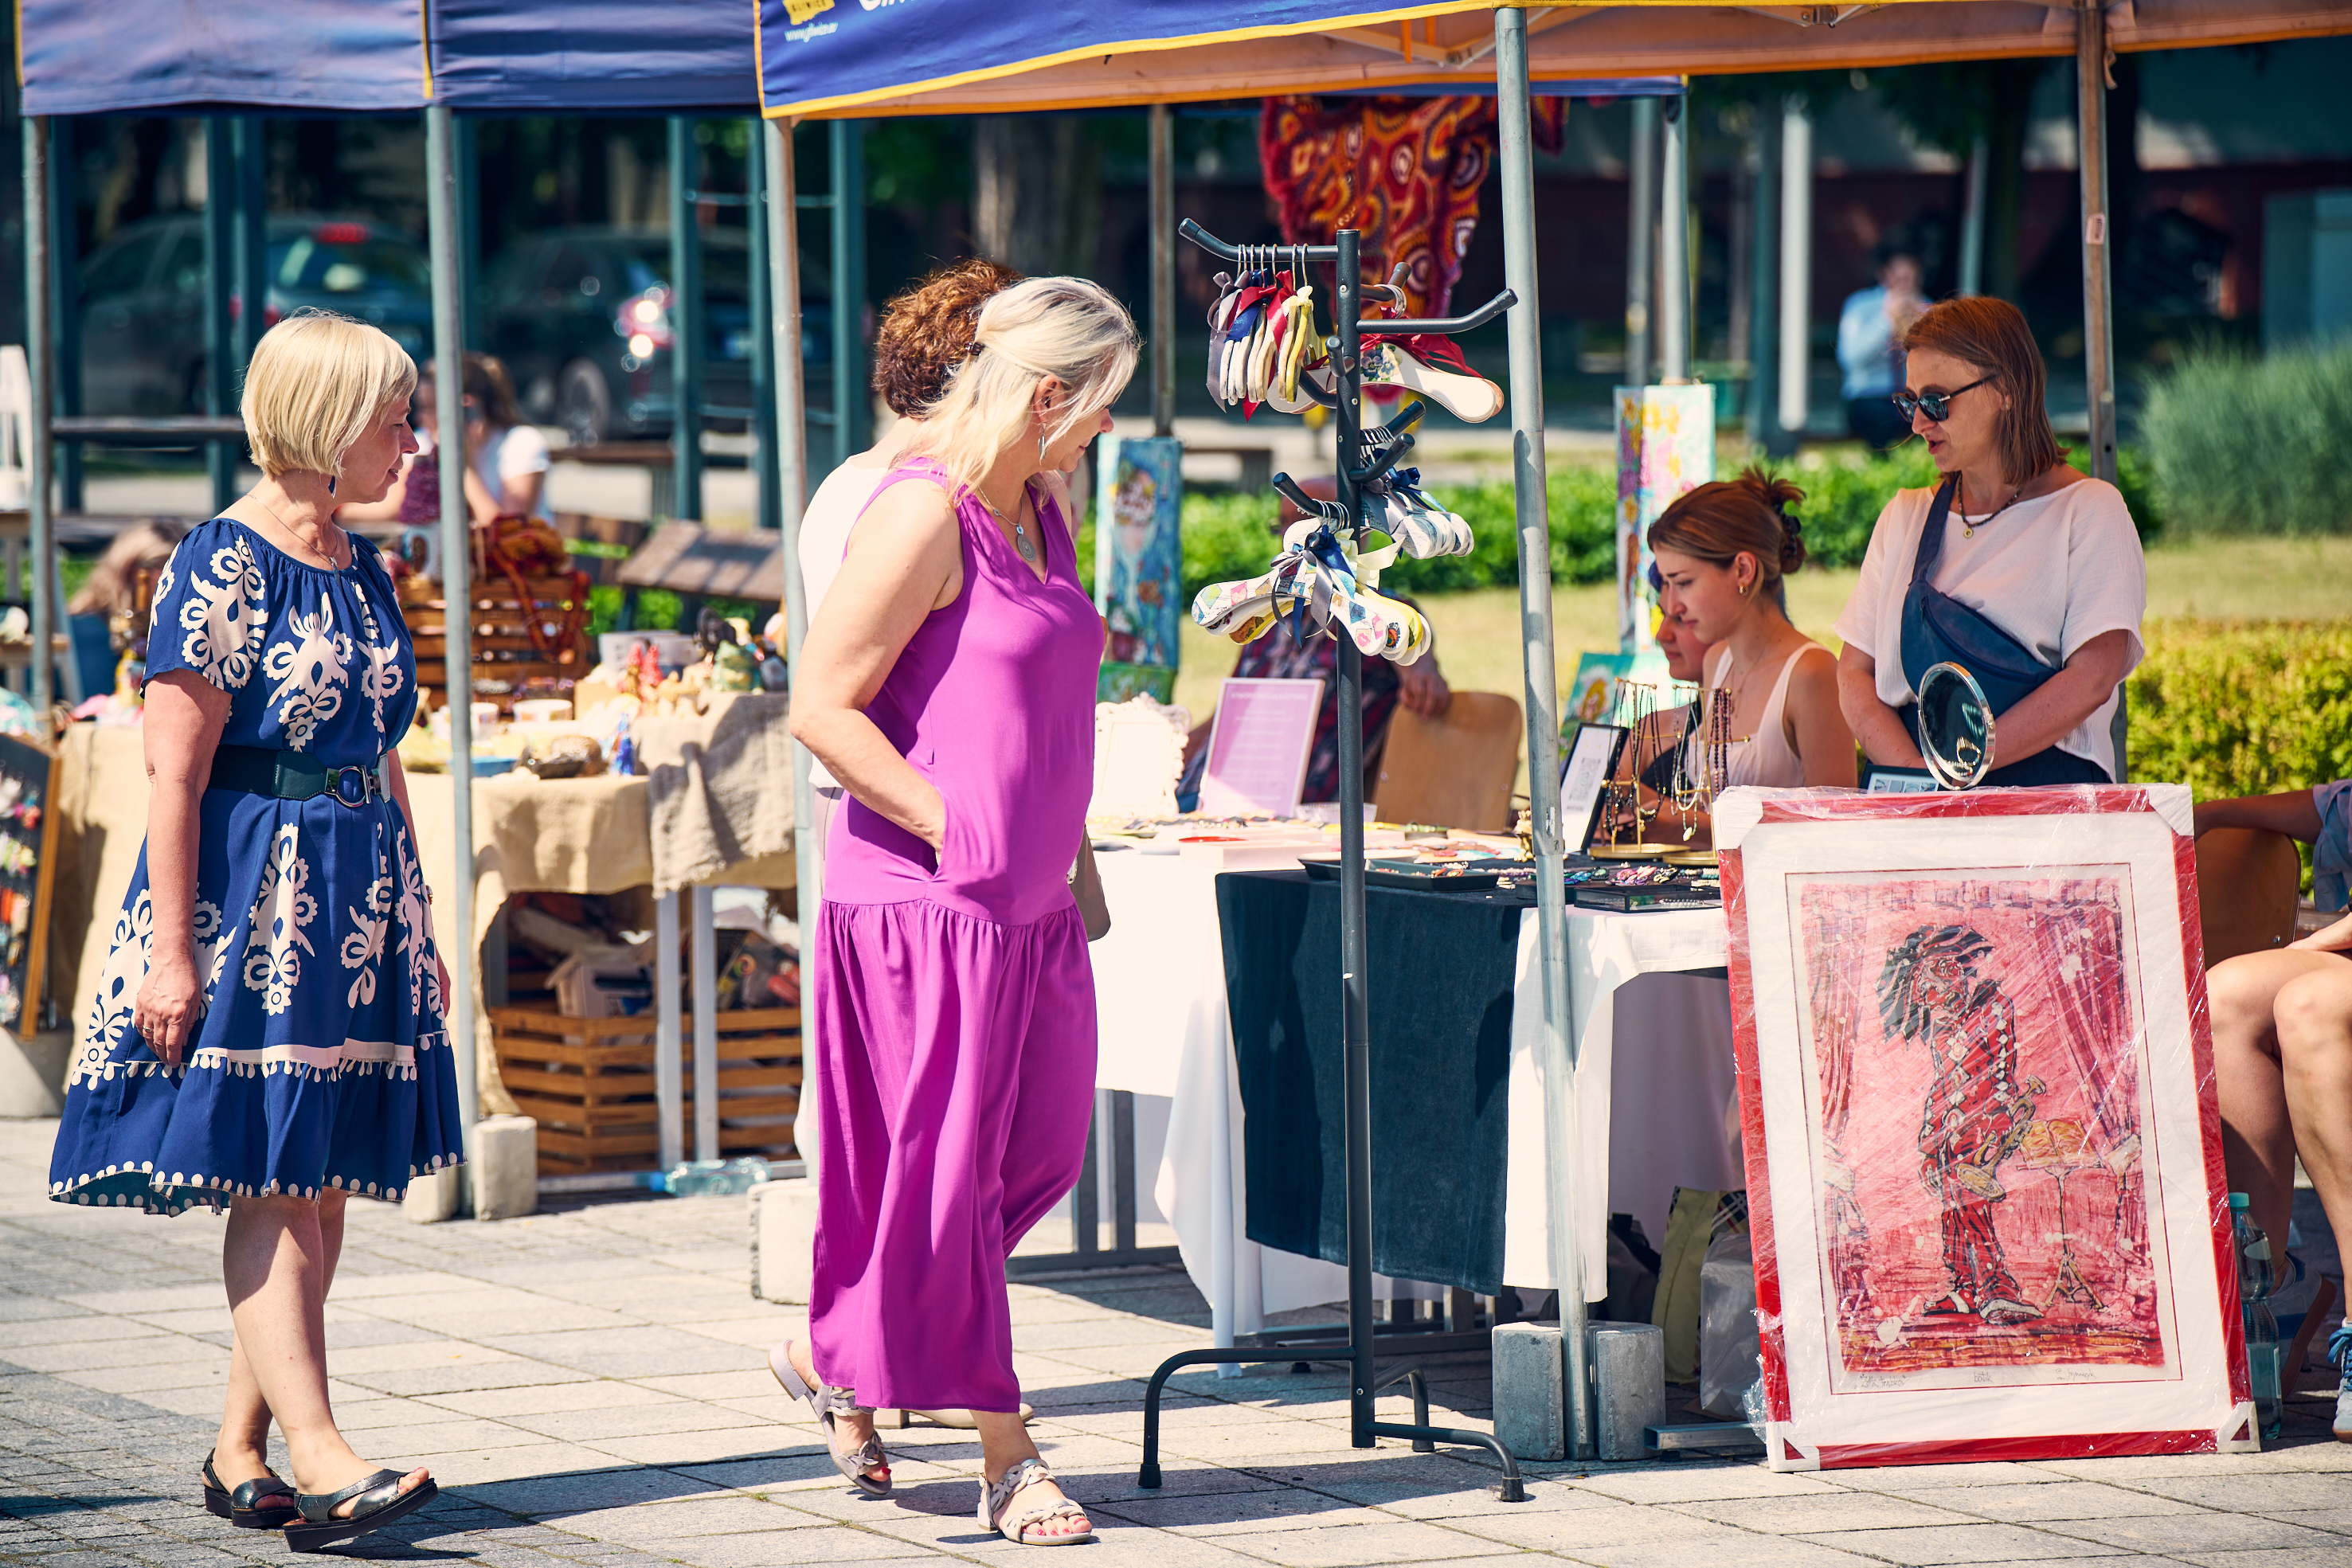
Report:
1560,721,1629,851
1199,678,1323,817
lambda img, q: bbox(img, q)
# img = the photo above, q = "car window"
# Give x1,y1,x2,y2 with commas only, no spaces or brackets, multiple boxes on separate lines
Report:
272,229,429,294
611,233,828,297
81,233,160,300
160,231,205,296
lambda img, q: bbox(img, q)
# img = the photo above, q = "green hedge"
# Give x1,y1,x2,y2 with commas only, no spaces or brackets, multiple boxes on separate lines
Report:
2140,340,2352,536
1143,441,2162,603
2126,620,2352,797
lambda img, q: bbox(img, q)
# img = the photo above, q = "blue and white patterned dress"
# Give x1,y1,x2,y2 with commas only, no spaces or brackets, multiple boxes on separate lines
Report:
49,518,463,1214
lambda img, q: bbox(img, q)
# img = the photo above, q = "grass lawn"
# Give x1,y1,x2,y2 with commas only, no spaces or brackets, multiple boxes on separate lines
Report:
1173,534,2352,764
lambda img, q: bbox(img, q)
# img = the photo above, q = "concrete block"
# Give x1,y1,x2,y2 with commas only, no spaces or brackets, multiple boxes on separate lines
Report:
750,1176,818,1303
1492,1321,1566,1461
1588,1319,1666,1462
473,1116,538,1221
0,1027,68,1117
404,1163,464,1223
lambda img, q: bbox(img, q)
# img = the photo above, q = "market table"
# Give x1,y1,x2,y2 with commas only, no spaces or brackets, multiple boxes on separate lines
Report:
1087,846,1738,1347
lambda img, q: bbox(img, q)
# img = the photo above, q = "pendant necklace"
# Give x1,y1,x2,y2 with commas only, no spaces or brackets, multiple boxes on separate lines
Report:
1959,476,2021,539
979,486,1039,566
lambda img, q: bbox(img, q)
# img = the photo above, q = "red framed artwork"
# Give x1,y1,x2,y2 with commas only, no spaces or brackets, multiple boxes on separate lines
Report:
1715,785,2252,1471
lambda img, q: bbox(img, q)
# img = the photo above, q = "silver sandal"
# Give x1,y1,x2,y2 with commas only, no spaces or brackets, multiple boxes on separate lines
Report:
980,1457,1094,1546
768,1343,890,1497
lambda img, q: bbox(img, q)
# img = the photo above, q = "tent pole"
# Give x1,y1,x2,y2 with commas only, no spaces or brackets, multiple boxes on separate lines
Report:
1497,2,1589,1463
670,117,705,521
2076,3,2118,485
1959,133,1988,299
49,117,79,514
829,121,866,468
1746,108,1782,452
203,119,237,512
233,119,267,366
1658,91,1689,383
766,116,819,1187
1625,98,1657,389
426,104,480,1195
1776,96,1812,440
749,123,781,532
23,117,52,721
1150,103,1175,438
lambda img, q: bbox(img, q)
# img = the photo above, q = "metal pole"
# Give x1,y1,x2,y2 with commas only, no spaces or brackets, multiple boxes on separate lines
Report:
1150,103,1176,437
669,117,705,520
23,118,53,720
691,884,718,1162
1959,133,1988,299
1332,223,1374,1450
749,125,781,532
1497,2,1590,1464
1777,97,1813,437
233,119,268,368
656,890,683,1169
1746,108,1783,452
766,115,820,1187
828,120,866,467
1625,98,1657,389
426,105,480,1188
2076,6,2118,485
49,118,79,514
203,119,237,511
1657,92,1689,383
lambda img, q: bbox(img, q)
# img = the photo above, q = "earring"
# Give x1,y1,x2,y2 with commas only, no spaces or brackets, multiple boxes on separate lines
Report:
1038,432,1048,463
327,475,337,496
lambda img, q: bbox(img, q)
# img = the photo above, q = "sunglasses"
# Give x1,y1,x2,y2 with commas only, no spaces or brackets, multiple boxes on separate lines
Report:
1890,375,1994,424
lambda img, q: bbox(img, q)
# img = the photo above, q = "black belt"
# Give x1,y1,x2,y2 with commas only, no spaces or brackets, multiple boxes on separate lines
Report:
209,745,390,807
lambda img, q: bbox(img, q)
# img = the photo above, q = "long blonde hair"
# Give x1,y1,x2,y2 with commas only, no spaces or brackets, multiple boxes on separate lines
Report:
906,276,1137,491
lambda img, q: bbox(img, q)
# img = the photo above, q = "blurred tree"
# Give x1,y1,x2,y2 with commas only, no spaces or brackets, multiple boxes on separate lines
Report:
1861,59,2052,302
972,115,1102,276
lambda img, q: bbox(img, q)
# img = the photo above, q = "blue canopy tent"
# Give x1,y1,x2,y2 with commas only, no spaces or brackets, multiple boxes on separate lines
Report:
13,0,859,1200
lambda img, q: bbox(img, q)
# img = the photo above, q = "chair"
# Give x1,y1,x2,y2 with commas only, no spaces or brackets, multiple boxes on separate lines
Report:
2195,827,2300,966
1374,690,1522,832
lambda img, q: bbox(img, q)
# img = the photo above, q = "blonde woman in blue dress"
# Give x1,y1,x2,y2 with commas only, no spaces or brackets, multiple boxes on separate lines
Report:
48,311,461,1551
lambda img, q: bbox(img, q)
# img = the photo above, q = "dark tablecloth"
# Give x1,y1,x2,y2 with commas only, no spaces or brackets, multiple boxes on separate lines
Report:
1216,870,1528,1295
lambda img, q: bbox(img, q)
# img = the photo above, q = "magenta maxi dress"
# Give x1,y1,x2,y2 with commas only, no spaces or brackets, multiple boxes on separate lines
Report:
808,458,1100,1414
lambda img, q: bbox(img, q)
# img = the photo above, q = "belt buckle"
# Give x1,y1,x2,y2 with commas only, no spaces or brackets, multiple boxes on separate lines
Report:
331,766,370,807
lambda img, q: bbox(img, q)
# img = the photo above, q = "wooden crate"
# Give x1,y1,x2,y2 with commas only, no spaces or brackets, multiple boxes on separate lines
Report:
490,1003,801,1175
407,573,592,713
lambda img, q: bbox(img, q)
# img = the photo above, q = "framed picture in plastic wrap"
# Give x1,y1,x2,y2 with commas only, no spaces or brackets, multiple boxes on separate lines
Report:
1714,784,2252,1471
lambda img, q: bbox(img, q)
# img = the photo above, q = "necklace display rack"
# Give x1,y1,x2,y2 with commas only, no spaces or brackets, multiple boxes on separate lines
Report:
1137,218,1526,1501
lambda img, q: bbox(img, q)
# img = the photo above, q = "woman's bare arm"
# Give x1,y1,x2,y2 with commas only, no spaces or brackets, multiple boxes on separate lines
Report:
134,671,230,1066
1837,644,1926,769
1990,628,2131,771
2194,788,2325,842
789,482,965,849
1787,646,1860,788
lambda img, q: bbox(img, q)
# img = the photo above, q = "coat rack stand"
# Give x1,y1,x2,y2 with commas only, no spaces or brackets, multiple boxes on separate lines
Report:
1135,219,1524,1501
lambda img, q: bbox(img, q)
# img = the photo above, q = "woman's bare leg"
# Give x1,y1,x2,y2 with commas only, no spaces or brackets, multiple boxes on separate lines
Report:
2275,962,2352,1269
223,1191,426,1517
2209,949,2343,1249
213,1187,353,1490
976,1411,1089,1542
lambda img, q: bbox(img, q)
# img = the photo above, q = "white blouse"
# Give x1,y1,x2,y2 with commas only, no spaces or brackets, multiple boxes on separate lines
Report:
1832,476,2147,781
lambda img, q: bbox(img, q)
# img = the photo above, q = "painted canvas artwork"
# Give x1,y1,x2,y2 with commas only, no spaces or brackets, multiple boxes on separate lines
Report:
1788,869,2174,1391
1096,435,1184,671
1612,383,1714,655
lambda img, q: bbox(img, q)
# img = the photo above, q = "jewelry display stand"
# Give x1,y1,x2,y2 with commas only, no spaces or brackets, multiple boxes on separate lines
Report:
1135,219,1524,1500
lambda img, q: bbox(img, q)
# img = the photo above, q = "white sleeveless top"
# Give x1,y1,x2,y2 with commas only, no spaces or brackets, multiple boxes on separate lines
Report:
1705,643,1832,789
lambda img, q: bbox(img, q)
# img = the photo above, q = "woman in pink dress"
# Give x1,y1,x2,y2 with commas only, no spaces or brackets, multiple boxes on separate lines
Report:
783,276,1137,1546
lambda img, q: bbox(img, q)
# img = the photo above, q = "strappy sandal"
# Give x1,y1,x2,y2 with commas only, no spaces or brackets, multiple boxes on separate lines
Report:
284,1469,437,1554
980,1457,1094,1546
768,1343,890,1497
201,1451,298,1530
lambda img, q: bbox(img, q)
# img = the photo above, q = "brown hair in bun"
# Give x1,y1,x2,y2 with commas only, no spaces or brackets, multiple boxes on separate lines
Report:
871,258,1025,418
1647,465,1807,588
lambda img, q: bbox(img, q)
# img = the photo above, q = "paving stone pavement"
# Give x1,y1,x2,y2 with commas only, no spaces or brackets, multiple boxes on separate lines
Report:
6,1118,2351,1568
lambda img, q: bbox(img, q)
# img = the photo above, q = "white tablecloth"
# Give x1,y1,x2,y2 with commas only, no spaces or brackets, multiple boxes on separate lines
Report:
1088,848,1739,1347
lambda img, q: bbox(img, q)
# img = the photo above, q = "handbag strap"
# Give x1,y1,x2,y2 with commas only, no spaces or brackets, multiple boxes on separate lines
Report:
1908,473,1961,589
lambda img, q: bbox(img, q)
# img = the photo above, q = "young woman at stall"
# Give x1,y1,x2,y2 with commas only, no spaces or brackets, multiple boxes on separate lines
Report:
47,311,460,1550
1653,470,1854,797
784,277,1137,1546
460,354,553,522
1833,296,2146,784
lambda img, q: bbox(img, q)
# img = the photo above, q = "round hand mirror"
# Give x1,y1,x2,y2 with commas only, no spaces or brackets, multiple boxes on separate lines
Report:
1917,661,1994,789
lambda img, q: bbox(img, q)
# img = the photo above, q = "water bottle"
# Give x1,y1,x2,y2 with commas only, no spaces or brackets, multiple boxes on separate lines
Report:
658,1155,771,1197
2229,1193,2284,1441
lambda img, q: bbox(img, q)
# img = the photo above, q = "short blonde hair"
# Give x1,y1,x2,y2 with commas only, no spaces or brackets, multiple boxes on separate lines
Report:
906,276,1137,491
241,309,417,479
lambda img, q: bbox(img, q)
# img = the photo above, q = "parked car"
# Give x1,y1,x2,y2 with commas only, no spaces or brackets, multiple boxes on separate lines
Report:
479,225,833,447
77,213,432,415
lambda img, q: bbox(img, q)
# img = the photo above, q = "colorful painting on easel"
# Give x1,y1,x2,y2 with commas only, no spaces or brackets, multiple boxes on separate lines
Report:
1613,384,1715,655
1096,435,1184,671
1788,869,2174,1390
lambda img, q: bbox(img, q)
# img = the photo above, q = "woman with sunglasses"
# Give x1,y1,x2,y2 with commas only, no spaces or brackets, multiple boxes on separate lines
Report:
1833,296,2145,786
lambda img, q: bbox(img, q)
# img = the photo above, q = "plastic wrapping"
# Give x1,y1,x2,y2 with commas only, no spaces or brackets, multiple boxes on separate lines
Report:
1714,784,2252,1470
1700,1226,1761,1420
